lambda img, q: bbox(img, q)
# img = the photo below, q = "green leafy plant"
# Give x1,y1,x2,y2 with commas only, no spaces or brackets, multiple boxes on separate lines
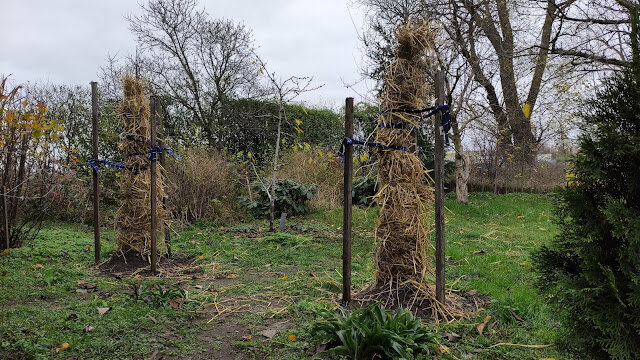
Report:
352,176,378,206
41,268,64,286
130,283,186,308
246,179,317,217
311,303,438,359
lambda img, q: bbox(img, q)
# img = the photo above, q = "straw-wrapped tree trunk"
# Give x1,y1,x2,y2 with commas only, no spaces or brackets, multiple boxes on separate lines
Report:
355,23,474,320
114,76,166,259
374,23,434,284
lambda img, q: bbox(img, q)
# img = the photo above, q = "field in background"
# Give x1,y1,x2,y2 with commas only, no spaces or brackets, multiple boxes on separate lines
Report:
0,193,571,360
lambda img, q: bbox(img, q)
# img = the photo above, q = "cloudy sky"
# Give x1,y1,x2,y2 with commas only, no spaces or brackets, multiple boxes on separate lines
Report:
0,0,376,109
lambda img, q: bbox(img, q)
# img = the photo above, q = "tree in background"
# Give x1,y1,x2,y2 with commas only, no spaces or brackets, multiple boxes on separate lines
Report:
549,0,639,70
445,0,570,168
533,47,640,360
252,55,320,231
115,0,341,162
358,0,617,198
126,0,259,146
442,66,477,203
0,77,65,249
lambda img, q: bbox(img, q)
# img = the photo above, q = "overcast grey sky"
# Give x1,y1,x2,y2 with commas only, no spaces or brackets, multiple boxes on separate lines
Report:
0,0,375,109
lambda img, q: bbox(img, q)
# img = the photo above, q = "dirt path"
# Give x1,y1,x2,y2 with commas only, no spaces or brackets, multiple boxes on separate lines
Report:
167,272,295,360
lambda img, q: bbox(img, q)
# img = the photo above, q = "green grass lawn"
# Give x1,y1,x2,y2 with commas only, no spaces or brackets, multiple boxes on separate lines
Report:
0,193,571,359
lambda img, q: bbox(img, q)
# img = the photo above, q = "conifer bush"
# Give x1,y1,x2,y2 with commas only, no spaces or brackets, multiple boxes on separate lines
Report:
532,71,640,359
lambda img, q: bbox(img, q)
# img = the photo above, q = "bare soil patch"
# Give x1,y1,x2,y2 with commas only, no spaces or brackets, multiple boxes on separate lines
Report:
175,271,295,360
353,280,487,321
97,251,199,278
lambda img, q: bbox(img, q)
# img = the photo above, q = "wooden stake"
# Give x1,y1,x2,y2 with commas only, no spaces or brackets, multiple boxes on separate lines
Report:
342,97,354,304
150,96,158,275
157,103,171,258
434,70,446,304
3,186,8,250
91,81,101,264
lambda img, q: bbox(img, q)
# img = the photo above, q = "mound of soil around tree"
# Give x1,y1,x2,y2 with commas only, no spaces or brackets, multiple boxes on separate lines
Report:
352,280,486,320
97,251,199,278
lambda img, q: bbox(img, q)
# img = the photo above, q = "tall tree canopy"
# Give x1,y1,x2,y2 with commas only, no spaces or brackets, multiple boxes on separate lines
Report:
127,0,259,145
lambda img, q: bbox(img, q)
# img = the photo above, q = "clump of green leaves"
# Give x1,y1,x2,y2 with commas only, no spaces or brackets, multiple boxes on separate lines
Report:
41,267,65,286
130,283,186,308
533,70,640,359
246,179,317,217
311,303,438,359
352,176,378,206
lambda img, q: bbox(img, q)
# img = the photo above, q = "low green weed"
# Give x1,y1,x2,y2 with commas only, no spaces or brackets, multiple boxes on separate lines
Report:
263,232,306,245
311,303,439,360
130,283,186,308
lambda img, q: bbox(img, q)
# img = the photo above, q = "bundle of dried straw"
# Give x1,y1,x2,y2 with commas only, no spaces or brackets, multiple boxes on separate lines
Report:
374,22,434,283
354,22,476,321
114,76,166,258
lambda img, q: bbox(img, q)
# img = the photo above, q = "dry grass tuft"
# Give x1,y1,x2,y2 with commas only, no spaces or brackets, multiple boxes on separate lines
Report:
166,147,241,225
278,147,343,209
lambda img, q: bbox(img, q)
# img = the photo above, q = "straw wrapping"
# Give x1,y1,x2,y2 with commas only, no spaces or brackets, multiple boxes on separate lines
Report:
114,76,168,257
374,22,435,284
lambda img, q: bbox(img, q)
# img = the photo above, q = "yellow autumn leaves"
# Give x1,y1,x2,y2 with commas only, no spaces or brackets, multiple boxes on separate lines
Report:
55,342,70,352
2,104,61,135
292,141,311,153
522,103,531,119
1,78,64,148
294,118,304,134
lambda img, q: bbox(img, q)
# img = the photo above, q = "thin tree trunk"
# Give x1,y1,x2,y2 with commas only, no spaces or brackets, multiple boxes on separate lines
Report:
1,128,17,191
269,104,284,232
492,155,500,195
452,137,470,204
449,111,470,204
269,199,275,231
9,135,29,229
245,174,253,202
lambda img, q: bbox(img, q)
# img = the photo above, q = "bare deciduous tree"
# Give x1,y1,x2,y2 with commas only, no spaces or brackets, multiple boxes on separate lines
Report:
444,0,573,167
251,55,321,231
126,0,259,145
549,0,640,70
